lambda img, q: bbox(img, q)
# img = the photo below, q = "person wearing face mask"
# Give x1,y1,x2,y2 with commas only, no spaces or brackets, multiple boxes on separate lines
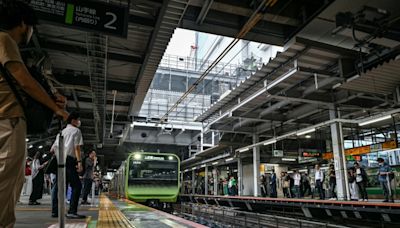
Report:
51,112,86,218
0,1,68,227
377,158,394,203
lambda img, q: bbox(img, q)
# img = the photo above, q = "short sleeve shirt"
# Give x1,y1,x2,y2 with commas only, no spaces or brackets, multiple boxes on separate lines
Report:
0,32,24,119
51,124,84,158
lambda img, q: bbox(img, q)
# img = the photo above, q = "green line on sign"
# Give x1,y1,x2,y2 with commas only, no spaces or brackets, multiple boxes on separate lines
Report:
65,4,74,24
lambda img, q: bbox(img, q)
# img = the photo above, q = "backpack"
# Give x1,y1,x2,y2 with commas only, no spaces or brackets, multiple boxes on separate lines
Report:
0,64,55,134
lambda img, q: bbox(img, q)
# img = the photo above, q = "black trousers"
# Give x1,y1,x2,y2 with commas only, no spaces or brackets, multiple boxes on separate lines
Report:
316,180,325,199
29,173,44,202
66,156,82,214
357,181,368,200
82,178,93,202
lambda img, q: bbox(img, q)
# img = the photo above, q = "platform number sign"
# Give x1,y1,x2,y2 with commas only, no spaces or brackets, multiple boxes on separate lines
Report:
30,0,129,38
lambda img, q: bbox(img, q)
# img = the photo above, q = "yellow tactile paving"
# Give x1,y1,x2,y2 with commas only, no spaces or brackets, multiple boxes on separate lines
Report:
97,195,135,228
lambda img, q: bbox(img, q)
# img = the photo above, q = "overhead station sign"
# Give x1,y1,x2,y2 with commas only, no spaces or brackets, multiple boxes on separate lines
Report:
30,0,129,37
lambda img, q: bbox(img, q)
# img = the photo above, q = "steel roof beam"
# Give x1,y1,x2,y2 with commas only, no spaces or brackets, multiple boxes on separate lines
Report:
42,40,143,64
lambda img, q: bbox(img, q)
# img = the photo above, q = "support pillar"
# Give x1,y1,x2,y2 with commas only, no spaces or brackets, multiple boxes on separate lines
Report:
330,108,350,200
253,134,260,197
205,166,209,195
192,169,196,194
213,168,218,195
238,157,243,196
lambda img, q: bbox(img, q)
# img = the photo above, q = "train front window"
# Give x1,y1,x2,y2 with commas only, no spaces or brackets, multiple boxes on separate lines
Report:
128,155,178,185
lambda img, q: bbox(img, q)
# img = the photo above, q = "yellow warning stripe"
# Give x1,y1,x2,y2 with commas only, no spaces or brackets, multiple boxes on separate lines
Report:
97,195,135,228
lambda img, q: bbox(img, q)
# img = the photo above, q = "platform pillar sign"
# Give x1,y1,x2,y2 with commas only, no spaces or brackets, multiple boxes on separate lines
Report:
253,134,261,197
30,0,128,37
329,109,350,200
204,165,208,195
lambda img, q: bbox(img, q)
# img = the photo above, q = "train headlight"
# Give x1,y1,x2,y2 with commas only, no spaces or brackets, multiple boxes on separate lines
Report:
168,156,174,160
134,153,142,160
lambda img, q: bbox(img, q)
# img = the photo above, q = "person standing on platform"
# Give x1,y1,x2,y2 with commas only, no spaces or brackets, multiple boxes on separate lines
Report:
301,173,311,197
354,162,368,201
348,167,359,201
269,169,277,198
328,164,337,200
51,112,86,218
377,158,394,203
0,1,68,227
314,164,325,200
81,150,96,205
293,170,301,198
29,151,48,205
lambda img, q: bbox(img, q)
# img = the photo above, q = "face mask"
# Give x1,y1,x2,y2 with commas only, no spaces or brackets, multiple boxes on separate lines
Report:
22,26,33,45
379,162,383,166
76,120,81,128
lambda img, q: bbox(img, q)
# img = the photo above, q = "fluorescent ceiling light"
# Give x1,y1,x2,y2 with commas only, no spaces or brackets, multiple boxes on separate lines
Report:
263,139,277,146
359,115,392,126
305,135,311,139
267,68,297,90
192,167,197,170
38,145,43,149
231,88,267,112
225,157,234,162
282,158,296,161
28,145,33,149
25,138,29,142
201,164,206,168
296,128,315,136
212,162,219,165
238,147,250,153
184,169,189,172
130,123,134,128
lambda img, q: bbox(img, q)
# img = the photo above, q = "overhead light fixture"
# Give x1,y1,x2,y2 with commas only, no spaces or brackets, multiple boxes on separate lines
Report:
133,153,142,160
267,68,297,90
359,115,392,126
25,138,29,142
263,139,277,146
238,147,250,153
192,167,197,170
231,88,267,112
184,169,189,172
28,145,33,149
212,161,219,165
282,158,296,162
296,128,315,136
38,145,43,149
130,123,134,128
201,164,206,168
168,156,174,160
225,157,234,162
305,135,311,139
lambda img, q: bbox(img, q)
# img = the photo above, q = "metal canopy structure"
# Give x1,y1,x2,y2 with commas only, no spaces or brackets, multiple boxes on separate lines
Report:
182,0,400,169
24,0,400,171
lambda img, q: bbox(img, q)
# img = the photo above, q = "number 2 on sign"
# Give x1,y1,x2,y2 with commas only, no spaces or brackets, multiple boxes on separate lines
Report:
105,12,117,30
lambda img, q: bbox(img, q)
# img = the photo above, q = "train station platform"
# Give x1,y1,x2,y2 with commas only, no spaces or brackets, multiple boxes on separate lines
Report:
15,194,206,228
180,194,400,226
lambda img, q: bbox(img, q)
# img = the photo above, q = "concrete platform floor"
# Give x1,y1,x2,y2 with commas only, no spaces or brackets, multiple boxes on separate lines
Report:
16,194,98,228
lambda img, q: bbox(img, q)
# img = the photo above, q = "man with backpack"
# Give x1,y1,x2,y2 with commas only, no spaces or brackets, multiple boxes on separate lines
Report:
81,150,97,205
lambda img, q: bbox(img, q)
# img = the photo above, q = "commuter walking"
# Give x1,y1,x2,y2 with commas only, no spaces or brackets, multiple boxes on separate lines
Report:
377,158,394,203
314,164,325,199
328,164,337,200
51,112,86,218
0,1,68,227
81,150,97,205
29,152,48,205
354,162,368,201
270,169,277,198
293,170,301,198
282,172,291,198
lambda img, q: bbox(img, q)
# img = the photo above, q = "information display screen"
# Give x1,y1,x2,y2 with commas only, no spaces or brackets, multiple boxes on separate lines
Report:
30,0,129,37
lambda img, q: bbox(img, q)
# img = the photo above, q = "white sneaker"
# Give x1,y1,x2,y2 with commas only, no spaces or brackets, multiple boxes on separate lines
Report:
329,198,336,200
364,199,368,202
358,199,363,201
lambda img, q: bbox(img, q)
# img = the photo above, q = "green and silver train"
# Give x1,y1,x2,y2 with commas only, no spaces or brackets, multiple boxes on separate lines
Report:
111,152,180,207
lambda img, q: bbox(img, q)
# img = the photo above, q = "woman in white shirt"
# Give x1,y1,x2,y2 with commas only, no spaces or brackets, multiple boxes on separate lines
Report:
29,152,48,205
